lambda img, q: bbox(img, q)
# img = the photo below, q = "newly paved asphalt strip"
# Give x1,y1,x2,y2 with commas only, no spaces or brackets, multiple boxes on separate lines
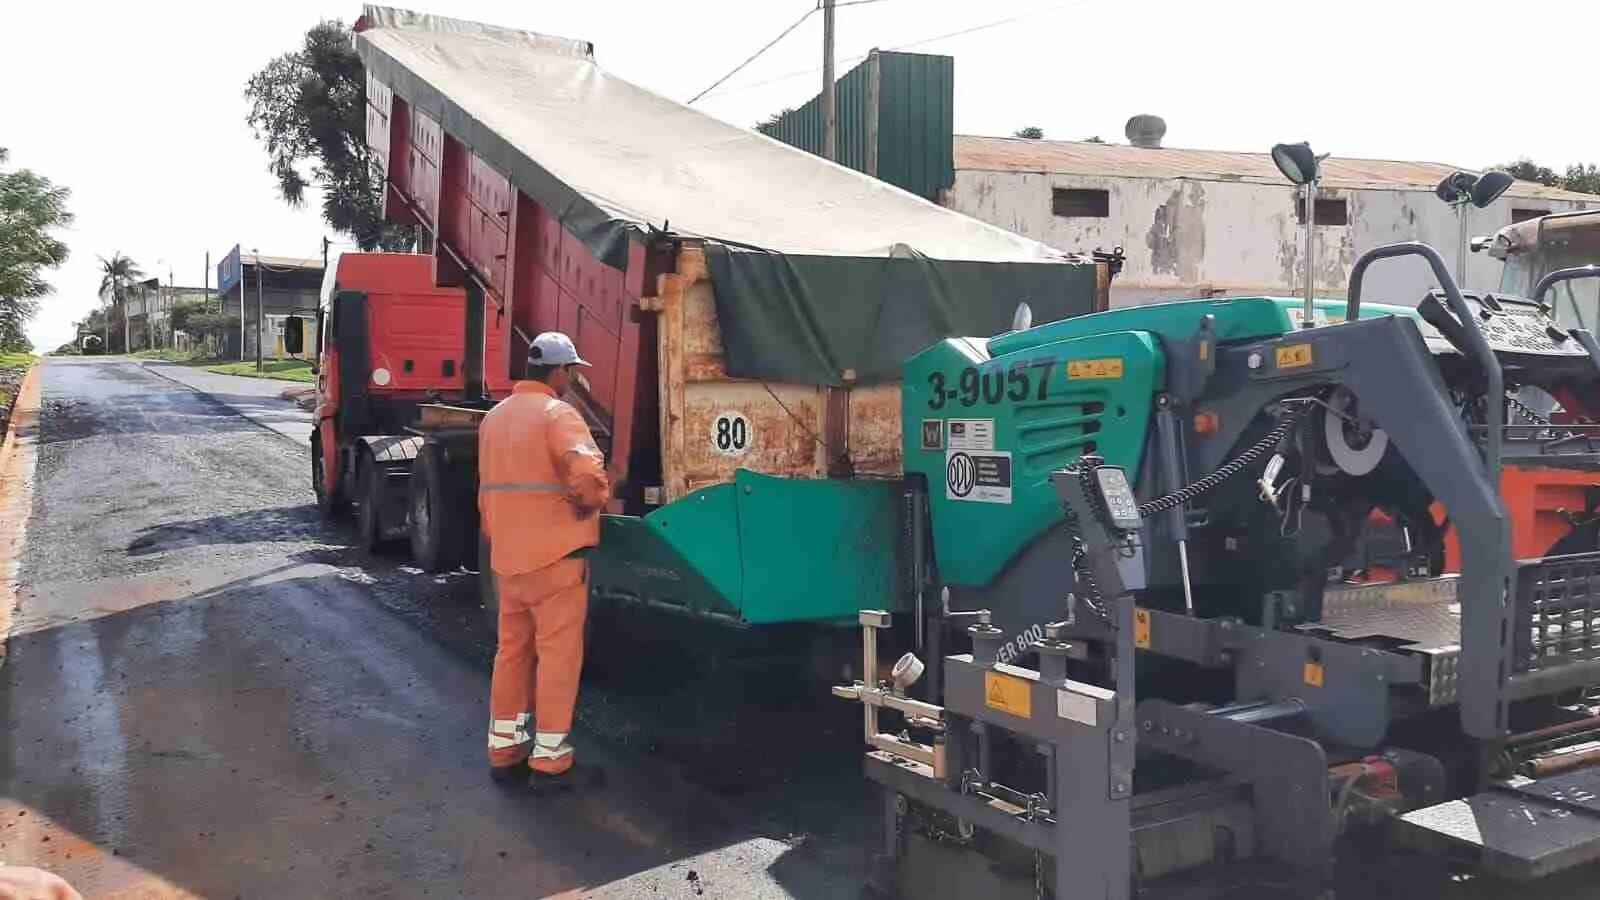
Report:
138,360,314,445
0,358,869,899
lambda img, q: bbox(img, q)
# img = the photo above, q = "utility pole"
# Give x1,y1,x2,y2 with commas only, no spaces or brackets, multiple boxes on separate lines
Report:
821,0,837,161
238,248,246,362
255,255,265,373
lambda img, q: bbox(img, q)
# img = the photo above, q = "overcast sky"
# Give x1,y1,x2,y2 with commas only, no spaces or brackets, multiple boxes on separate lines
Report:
4,0,1598,351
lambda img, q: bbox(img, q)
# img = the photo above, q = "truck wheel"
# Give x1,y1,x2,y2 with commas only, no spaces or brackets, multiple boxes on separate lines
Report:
478,531,500,626
311,435,345,519
409,443,469,572
354,452,384,552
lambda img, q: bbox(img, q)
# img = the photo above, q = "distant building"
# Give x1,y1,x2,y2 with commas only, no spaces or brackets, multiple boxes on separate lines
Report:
944,125,1600,307
759,61,1600,307
217,250,323,360
126,279,212,352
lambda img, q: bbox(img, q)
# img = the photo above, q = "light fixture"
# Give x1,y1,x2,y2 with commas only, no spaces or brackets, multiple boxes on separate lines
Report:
1271,142,1320,186
1272,141,1324,326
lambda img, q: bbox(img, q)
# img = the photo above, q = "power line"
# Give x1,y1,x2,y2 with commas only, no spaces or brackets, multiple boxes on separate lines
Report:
696,0,1081,102
688,5,819,104
890,0,1079,51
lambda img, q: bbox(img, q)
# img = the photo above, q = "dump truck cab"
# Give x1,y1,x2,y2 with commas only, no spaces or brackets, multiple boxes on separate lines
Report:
1491,208,1600,330
310,253,498,560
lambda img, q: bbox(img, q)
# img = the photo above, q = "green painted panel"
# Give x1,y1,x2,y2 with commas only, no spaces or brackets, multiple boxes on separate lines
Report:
589,472,903,626
903,330,1163,589
590,484,743,619
989,296,1419,359
733,470,903,625
758,51,954,200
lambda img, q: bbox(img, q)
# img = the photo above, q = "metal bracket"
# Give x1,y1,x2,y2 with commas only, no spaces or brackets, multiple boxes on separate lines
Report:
1137,699,1332,873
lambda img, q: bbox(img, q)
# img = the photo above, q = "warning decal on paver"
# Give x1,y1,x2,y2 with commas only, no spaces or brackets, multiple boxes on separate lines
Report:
946,419,994,451
946,450,1012,504
985,671,1032,718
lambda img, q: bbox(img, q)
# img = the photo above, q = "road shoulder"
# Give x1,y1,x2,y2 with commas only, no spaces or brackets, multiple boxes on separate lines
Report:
0,364,42,666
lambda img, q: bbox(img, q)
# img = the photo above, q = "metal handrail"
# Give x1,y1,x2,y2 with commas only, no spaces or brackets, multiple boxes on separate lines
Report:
1347,241,1503,479
1534,265,1600,307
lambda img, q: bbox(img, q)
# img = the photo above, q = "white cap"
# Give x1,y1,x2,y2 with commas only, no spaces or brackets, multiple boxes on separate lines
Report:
527,331,591,367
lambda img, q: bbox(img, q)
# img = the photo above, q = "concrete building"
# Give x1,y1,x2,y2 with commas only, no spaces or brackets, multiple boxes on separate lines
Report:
217,252,323,360
945,126,1600,307
126,279,211,352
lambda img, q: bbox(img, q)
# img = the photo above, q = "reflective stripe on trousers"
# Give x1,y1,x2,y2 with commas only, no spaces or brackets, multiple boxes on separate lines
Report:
487,712,531,751
531,732,572,760
480,482,567,494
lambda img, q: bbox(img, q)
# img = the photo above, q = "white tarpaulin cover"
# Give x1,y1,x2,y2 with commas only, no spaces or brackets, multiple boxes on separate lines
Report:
354,7,1099,384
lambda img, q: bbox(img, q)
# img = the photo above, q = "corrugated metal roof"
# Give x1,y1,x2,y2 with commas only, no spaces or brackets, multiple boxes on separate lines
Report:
953,135,1599,202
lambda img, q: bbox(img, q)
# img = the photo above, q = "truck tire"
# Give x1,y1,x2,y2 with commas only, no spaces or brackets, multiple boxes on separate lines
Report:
409,443,470,572
311,434,345,519
354,451,384,552
478,531,500,626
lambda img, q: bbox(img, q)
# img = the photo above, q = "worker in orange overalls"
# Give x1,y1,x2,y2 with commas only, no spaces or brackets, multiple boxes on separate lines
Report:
479,331,610,787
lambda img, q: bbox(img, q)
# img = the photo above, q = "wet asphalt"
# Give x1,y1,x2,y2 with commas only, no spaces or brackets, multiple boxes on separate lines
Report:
0,358,872,899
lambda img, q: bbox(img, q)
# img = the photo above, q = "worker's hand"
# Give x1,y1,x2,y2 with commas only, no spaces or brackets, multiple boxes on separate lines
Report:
0,866,83,900
566,490,598,517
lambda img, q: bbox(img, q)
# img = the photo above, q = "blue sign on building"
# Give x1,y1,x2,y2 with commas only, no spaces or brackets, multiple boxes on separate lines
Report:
217,244,243,297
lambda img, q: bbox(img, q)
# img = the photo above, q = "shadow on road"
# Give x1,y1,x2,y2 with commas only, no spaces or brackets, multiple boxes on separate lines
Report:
125,505,326,555
1,562,872,898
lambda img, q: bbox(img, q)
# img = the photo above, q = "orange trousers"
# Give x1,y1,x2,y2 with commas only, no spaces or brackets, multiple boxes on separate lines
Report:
487,558,588,772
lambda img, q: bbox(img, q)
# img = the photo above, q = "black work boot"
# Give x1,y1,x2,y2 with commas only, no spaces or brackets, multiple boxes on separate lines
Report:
527,761,605,793
489,763,531,787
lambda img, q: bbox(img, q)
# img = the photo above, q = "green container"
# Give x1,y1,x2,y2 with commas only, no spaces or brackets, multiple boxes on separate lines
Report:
590,470,904,625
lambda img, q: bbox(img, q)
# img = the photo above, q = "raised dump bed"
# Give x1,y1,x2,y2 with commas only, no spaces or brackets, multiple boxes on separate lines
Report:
349,6,1112,625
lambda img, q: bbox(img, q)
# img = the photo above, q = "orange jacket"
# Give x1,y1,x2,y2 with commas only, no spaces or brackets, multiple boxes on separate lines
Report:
478,381,610,576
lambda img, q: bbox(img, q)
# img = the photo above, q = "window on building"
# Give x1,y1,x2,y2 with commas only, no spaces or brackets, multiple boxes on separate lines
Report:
1295,196,1349,226
1512,207,1550,224
1052,188,1110,218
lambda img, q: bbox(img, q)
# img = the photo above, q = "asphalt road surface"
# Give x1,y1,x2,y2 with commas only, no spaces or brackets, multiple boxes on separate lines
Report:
0,358,870,899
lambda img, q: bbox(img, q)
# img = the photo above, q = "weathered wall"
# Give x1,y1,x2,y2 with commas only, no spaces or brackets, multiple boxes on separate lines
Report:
945,171,1595,306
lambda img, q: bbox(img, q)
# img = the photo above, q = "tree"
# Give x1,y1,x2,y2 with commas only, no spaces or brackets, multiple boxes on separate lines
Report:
755,108,795,131
1013,126,1044,140
1496,158,1600,195
97,253,143,354
1500,158,1560,187
245,20,412,251
1562,163,1600,196
0,147,71,352
171,298,238,355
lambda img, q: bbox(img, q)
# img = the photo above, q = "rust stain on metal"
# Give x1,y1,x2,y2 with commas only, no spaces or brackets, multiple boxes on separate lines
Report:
848,385,902,477
654,243,907,502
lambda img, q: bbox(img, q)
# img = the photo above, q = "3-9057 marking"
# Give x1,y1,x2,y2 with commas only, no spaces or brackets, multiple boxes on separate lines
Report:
927,358,1054,410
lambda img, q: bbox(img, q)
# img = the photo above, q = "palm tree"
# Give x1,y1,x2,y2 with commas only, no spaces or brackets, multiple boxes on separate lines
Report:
97,253,143,354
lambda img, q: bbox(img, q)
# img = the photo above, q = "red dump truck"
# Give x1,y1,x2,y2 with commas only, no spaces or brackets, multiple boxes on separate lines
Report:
315,7,1111,629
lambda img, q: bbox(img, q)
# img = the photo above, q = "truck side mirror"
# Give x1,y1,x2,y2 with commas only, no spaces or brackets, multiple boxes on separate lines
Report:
283,316,305,356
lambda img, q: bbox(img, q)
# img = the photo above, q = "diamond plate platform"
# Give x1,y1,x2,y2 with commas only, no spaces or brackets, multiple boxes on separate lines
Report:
1304,576,1462,652
1297,577,1463,705
1398,779,1600,880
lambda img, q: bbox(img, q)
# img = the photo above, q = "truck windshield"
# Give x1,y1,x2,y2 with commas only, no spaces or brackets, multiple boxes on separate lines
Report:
1541,247,1600,332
